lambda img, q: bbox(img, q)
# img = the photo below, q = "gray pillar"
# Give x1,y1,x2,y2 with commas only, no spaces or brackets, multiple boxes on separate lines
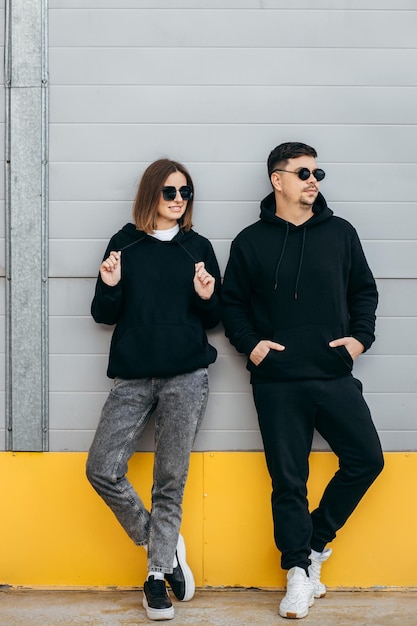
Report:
5,0,49,450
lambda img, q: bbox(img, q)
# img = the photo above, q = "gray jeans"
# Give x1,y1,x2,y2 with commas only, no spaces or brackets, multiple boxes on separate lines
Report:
86,369,209,573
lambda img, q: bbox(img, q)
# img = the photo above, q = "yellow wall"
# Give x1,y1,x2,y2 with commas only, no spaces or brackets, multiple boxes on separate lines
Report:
0,451,415,589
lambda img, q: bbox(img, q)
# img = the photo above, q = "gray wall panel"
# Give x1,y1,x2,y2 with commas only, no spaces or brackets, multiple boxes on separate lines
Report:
49,278,96,316
50,317,110,354
50,86,417,124
50,125,417,164
49,430,95,452
50,1,268,8
49,9,417,48
363,242,417,279
373,319,417,355
50,355,113,393
50,392,108,430
376,432,417,451
48,3,417,452
47,1,417,9
377,280,417,317
354,356,417,393
50,48,417,87
367,394,417,430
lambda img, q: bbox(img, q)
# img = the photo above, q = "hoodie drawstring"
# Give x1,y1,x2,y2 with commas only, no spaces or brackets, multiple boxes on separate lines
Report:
274,224,307,300
294,227,306,300
274,222,289,290
119,234,199,264
177,240,200,264
119,236,146,252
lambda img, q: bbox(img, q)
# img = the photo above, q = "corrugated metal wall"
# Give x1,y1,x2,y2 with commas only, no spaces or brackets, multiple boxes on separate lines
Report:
47,1,417,452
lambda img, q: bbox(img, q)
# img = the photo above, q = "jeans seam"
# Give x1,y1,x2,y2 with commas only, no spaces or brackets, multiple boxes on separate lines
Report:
110,405,154,483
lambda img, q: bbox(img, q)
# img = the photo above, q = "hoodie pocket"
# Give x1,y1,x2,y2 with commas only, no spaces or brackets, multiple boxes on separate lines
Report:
251,325,353,380
111,324,215,378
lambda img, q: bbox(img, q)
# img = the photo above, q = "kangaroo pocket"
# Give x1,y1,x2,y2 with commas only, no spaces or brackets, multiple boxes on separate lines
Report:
250,324,353,380
110,324,216,378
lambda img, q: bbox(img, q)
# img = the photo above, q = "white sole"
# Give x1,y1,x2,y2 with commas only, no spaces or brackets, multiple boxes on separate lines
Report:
176,534,195,602
142,595,174,621
279,593,314,619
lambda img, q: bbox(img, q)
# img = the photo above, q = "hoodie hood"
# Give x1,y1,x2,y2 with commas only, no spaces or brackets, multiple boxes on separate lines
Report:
117,222,200,262
258,192,333,298
119,222,197,245
259,190,333,228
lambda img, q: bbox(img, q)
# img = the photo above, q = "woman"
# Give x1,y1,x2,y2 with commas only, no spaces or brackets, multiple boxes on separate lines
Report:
86,159,221,621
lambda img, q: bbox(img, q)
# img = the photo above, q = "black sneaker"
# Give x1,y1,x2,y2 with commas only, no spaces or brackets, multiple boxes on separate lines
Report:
165,534,195,602
143,576,174,621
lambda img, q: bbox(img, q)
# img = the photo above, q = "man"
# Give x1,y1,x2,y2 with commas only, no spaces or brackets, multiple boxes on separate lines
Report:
221,142,384,619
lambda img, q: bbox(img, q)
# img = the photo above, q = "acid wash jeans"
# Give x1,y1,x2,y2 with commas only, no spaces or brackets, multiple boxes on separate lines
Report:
86,368,209,574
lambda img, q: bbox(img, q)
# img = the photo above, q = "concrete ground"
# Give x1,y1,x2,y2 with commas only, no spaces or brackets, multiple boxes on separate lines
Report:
0,588,416,626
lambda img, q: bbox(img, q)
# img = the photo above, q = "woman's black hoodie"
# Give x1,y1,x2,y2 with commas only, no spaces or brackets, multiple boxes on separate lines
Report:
92,223,221,379
221,191,378,383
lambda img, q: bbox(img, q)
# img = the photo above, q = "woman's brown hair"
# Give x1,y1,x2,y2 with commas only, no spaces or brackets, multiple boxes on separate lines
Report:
132,159,194,233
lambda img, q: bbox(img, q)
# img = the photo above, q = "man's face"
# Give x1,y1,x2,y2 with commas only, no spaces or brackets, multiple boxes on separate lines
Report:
271,155,321,208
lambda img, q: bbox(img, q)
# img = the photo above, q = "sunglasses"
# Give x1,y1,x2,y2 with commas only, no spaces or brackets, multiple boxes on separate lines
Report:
161,185,193,201
272,167,326,182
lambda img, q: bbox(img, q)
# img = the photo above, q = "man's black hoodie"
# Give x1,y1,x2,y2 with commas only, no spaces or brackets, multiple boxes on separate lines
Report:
221,191,378,382
92,223,221,379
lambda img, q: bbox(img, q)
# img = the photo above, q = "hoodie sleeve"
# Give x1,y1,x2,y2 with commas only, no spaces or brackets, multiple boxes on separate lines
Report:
193,239,222,329
221,238,260,356
347,230,378,351
91,239,124,326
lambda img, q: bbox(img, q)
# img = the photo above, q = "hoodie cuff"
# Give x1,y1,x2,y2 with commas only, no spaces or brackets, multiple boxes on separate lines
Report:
194,292,219,309
98,278,122,298
352,333,373,353
239,336,261,357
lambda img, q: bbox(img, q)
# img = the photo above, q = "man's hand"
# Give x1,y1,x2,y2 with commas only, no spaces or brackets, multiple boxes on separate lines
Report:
329,337,364,361
250,339,285,365
194,261,215,300
100,251,121,287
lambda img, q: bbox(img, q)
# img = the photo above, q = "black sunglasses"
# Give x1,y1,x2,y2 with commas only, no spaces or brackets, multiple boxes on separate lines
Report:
272,167,326,182
162,185,193,201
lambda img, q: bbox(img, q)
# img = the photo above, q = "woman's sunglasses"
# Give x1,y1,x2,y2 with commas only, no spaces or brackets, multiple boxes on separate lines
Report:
162,186,193,201
272,167,326,182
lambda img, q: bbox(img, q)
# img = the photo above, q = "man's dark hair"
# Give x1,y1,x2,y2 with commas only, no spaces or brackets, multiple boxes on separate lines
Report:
267,142,317,177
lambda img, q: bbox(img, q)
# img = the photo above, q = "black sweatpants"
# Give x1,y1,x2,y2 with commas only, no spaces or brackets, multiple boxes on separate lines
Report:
253,376,384,572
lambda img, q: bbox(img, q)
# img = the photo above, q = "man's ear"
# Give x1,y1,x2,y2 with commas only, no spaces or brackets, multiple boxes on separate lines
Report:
270,171,282,192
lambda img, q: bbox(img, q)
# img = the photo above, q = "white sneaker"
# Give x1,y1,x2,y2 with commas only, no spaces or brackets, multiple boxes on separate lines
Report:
308,548,332,598
279,566,315,619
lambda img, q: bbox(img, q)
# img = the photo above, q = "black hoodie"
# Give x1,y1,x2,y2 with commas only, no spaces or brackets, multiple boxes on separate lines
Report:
221,191,378,383
92,223,221,379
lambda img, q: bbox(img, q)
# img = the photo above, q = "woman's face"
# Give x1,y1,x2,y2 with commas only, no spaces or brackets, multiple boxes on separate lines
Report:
155,171,189,230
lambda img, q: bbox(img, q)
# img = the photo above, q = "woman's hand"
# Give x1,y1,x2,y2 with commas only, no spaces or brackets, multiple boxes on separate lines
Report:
193,261,215,300
100,251,121,287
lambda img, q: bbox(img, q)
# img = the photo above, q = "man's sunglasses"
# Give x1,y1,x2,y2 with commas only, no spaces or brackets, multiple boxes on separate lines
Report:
272,167,326,182
161,185,193,201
